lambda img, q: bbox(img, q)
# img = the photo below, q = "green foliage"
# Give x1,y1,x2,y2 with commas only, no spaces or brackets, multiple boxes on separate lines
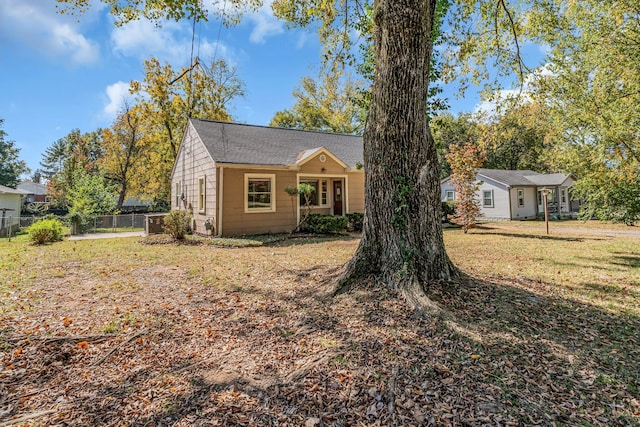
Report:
150,197,171,213
163,210,191,240
346,212,364,232
303,214,348,234
28,218,64,245
269,71,366,135
67,169,116,217
573,173,640,226
441,201,457,221
0,119,29,188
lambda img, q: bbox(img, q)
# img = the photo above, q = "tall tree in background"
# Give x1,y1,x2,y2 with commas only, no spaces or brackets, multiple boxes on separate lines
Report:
130,56,244,199
0,119,29,188
482,100,552,172
431,113,481,179
101,103,146,210
526,0,640,223
40,129,104,209
270,70,366,134
446,142,486,232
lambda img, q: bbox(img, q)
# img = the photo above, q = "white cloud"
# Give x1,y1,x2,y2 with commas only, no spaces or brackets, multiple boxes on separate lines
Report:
0,0,99,66
103,81,132,118
245,3,284,44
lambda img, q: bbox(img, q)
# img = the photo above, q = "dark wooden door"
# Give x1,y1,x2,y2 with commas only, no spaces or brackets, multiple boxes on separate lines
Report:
333,180,343,216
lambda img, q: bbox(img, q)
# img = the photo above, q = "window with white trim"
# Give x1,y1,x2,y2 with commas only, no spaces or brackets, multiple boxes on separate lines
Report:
245,174,276,212
517,189,524,207
198,176,206,213
445,190,455,201
483,190,494,207
299,179,328,207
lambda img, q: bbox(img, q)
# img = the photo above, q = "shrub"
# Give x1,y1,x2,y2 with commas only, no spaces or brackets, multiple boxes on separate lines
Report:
441,201,457,222
163,210,191,240
303,214,348,234
66,212,90,234
346,212,364,232
28,218,64,244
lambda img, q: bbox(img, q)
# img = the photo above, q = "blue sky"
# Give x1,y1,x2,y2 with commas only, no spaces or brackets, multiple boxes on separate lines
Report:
0,1,524,174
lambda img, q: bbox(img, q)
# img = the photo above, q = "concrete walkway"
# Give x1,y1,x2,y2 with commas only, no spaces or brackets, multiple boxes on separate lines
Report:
68,231,145,240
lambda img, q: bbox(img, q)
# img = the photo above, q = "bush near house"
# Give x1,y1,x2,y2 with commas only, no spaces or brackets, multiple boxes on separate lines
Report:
442,201,457,223
303,214,348,234
163,210,191,240
28,218,64,244
346,212,364,232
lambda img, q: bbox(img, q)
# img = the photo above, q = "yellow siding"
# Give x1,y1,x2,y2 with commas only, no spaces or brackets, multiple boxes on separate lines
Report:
221,168,298,236
301,155,345,174
347,172,365,213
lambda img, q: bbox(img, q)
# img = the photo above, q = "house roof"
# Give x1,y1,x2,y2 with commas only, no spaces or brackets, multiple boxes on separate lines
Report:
476,169,573,188
0,184,29,195
18,180,49,195
523,173,572,186
189,119,363,168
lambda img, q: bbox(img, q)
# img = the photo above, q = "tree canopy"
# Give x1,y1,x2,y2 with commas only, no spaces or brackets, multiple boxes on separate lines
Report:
0,119,29,188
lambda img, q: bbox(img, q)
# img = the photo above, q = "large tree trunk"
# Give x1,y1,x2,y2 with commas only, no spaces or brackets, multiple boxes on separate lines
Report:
336,0,456,309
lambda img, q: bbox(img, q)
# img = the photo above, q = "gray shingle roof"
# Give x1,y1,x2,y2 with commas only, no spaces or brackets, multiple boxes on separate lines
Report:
523,173,571,186
476,169,571,187
0,184,29,195
190,119,363,168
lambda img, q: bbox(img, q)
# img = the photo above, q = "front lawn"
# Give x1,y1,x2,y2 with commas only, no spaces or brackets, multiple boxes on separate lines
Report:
1,225,638,425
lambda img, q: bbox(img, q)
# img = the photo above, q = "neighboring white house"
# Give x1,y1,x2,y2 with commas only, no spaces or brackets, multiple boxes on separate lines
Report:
18,180,49,203
0,184,29,234
441,169,578,220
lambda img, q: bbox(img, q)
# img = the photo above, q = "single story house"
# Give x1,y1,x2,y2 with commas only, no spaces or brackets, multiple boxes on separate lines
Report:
0,184,29,235
171,119,365,236
18,180,50,203
441,168,579,220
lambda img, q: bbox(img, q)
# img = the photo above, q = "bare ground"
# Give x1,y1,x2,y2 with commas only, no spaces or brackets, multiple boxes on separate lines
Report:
1,235,639,426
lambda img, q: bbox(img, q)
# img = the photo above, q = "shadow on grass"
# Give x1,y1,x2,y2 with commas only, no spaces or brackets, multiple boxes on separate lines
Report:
6,257,639,426
469,229,605,242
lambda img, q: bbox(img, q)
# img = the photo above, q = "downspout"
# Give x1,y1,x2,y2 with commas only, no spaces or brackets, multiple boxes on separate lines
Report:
216,166,224,237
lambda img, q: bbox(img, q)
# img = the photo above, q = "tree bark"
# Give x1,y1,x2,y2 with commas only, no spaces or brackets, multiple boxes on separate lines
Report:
335,0,456,309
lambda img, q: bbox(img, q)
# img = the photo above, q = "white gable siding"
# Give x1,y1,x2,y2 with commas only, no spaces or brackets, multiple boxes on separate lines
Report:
171,123,217,234
509,187,537,219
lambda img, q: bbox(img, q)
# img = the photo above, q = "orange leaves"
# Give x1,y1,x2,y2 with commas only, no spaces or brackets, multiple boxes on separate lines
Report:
63,317,72,327
76,341,90,350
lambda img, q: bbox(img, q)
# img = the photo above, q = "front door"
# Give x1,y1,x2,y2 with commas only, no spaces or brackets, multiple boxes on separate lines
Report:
333,180,343,216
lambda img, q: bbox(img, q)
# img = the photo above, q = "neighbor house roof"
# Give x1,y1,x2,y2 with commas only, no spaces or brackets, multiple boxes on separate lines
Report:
17,180,49,195
476,169,573,188
189,119,363,168
0,184,29,195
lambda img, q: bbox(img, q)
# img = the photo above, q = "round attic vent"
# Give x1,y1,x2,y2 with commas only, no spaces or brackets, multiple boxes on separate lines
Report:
319,154,327,162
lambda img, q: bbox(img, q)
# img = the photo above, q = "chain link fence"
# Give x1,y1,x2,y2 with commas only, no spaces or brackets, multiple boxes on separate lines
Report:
18,213,148,234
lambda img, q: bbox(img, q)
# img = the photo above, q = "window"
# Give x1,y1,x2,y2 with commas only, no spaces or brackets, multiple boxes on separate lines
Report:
483,190,494,208
198,176,206,213
175,181,182,207
245,174,276,212
445,190,455,201
321,180,328,205
299,179,328,207
517,189,524,207
561,189,567,204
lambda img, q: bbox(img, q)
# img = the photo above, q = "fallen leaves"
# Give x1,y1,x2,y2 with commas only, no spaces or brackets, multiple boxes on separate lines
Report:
0,236,638,426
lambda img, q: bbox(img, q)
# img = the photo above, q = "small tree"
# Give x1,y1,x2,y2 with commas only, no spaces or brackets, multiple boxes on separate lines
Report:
446,143,486,233
284,183,316,233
